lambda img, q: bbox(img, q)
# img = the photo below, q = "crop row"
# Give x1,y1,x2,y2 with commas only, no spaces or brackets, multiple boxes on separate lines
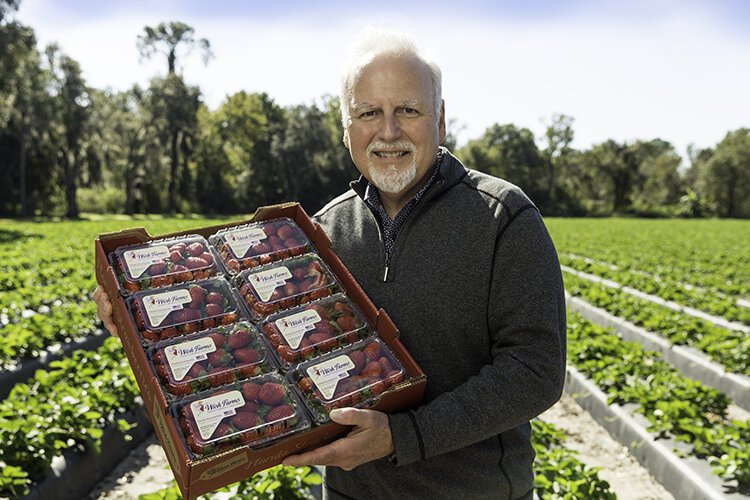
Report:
547,218,750,297
564,271,750,376
0,337,140,498
568,313,750,486
559,252,750,326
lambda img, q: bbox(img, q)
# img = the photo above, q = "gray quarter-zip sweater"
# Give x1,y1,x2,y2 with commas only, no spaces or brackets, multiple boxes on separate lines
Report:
313,149,566,499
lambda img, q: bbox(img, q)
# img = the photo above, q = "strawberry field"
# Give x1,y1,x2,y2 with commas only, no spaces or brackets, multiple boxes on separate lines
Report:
1,216,748,499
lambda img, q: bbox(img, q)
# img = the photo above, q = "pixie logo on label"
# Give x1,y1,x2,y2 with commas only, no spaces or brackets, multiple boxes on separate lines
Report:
124,245,169,278
276,310,321,349
251,267,293,302
226,227,267,258
192,390,246,440
143,289,191,327
166,337,217,381
307,355,355,400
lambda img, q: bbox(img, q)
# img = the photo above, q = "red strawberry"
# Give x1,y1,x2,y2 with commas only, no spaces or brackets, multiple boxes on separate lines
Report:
263,224,278,237
241,382,262,401
188,363,206,378
189,285,207,302
363,342,381,361
238,401,259,413
147,262,168,275
309,332,336,351
200,252,214,265
205,303,224,317
207,348,229,367
171,382,193,395
227,329,252,349
231,411,261,430
283,238,299,249
336,315,359,332
299,338,315,358
208,332,226,348
293,268,307,281
266,404,295,422
369,378,388,396
277,224,295,240
208,370,235,386
155,362,171,380
212,422,234,439
169,242,187,253
361,361,382,378
185,256,208,270
268,235,283,247
169,250,182,263
206,291,224,304
258,382,286,405
378,356,394,373
308,304,330,320
348,351,366,375
309,289,330,300
278,345,299,363
333,301,355,316
187,242,205,257
298,377,314,394
234,347,261,365
239,364,261,377
385,369,405,385
266,332,282,347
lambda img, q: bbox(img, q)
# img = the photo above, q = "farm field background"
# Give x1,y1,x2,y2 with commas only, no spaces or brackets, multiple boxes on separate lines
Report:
0,215,748,499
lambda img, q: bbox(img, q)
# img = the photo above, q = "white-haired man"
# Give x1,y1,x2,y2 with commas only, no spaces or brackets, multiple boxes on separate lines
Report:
282,31,566,499
94,30,565,500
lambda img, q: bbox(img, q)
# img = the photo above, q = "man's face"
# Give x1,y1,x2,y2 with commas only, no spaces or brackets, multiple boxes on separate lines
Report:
344,55,446,195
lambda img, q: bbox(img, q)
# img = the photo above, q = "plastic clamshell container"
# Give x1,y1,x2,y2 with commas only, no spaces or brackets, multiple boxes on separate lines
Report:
129,277,243,344
149,321,276,398
287,337,406,424
257,293,373,370
111,234,220,294
173,372,311,457
209,218,313,275
233,253,339,323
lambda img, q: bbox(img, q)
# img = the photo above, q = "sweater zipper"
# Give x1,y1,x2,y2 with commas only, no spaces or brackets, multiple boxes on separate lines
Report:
380,178,444,282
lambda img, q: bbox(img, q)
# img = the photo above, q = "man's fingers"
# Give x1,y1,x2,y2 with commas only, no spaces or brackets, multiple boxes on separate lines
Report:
283,442,340,467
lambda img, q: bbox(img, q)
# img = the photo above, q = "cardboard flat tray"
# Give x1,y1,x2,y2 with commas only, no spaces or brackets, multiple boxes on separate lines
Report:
95,203,426,500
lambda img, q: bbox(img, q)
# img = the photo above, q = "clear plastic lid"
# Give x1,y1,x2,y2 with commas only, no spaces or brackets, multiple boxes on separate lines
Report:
233,253,339,322
173,372,311,457
286,338,406,423
149,321,276,398
130,277,243,344
209,218,313,275
258,293,373,369
111,234,220,294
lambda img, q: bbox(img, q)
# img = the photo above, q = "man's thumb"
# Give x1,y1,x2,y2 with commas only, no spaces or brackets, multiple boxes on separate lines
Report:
329,407,363,425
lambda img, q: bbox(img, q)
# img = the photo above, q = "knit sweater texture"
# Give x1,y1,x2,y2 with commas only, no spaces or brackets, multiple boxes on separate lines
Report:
313,149,567,499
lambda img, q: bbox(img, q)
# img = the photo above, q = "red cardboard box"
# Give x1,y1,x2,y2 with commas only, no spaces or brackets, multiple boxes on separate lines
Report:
94,202,426,500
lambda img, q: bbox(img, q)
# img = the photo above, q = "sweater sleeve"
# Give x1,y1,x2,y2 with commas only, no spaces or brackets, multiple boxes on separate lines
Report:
388,206,567,465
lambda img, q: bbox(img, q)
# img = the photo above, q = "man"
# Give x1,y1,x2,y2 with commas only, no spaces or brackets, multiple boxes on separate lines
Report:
94,30,566,500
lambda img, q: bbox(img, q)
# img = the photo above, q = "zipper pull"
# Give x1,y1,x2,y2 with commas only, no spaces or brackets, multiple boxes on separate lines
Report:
383,265,389,282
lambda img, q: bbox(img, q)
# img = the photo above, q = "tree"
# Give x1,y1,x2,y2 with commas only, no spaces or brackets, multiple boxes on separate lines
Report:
137,21,212,75
457,123,547,207
698,129,750,218
45,44,91,218
541,114,576,213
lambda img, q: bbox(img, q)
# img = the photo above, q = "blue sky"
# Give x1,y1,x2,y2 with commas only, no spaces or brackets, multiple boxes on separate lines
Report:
13,0,750,159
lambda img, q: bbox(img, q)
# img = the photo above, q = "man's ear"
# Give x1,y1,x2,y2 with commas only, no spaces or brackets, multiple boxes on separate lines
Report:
438,100,447,144
343,129,350,149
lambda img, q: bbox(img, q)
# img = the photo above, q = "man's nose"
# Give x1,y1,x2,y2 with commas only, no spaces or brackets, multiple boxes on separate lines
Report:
378,114,403,141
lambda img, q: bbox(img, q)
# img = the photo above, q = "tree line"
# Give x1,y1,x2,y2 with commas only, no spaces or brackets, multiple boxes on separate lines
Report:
1,4,748,218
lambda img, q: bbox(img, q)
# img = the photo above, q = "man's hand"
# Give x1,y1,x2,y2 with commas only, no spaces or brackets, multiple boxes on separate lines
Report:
282,408,394,471
92,285,119,338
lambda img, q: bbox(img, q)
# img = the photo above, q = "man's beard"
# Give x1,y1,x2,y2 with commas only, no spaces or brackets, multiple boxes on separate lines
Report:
366,141,417,194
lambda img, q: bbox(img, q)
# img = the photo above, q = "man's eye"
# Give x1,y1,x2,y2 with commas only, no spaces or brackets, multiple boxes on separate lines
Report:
359,110,378,118
399,107,418,115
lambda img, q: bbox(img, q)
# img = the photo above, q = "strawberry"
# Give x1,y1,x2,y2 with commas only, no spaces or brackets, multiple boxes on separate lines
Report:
147,262,168,275
283,283,299,296
268,235,283,247
378,356,394,373
238,400,259,413
363,342,381,361
187,242,205,257
207,348,230,367
189,285,207,303
231,411,261,430
227,329,252,349
348,350,366,375
309,332,336,351
262,224,278,237
200,252,214,265
385,369,405,385
234,347,261,364
283,238,299,249
169,250,183,263
309,289,330,300
205,303,224,317
221,313,239,325
212,422,234,439
206,291,224,304
208,332,226,348
297,377,314,394
258,382,286,405
185,257,209,270
277,224,295,240
155,362,171,380
266,404,295,422
336,315,359,332
186,434,202,454
293,268,307,281
188,363,206,378
278,344,299,363
299,338,315,358
266,332,282,347
361,361,382,378
208,370,235,386
169,242,187,253
333,301,355,316
369,378,388,396
239,364,261,377
241,382,262,401
171,382,193,395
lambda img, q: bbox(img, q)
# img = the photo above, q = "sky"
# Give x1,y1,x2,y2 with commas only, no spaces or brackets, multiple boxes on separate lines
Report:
12,0,750,159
